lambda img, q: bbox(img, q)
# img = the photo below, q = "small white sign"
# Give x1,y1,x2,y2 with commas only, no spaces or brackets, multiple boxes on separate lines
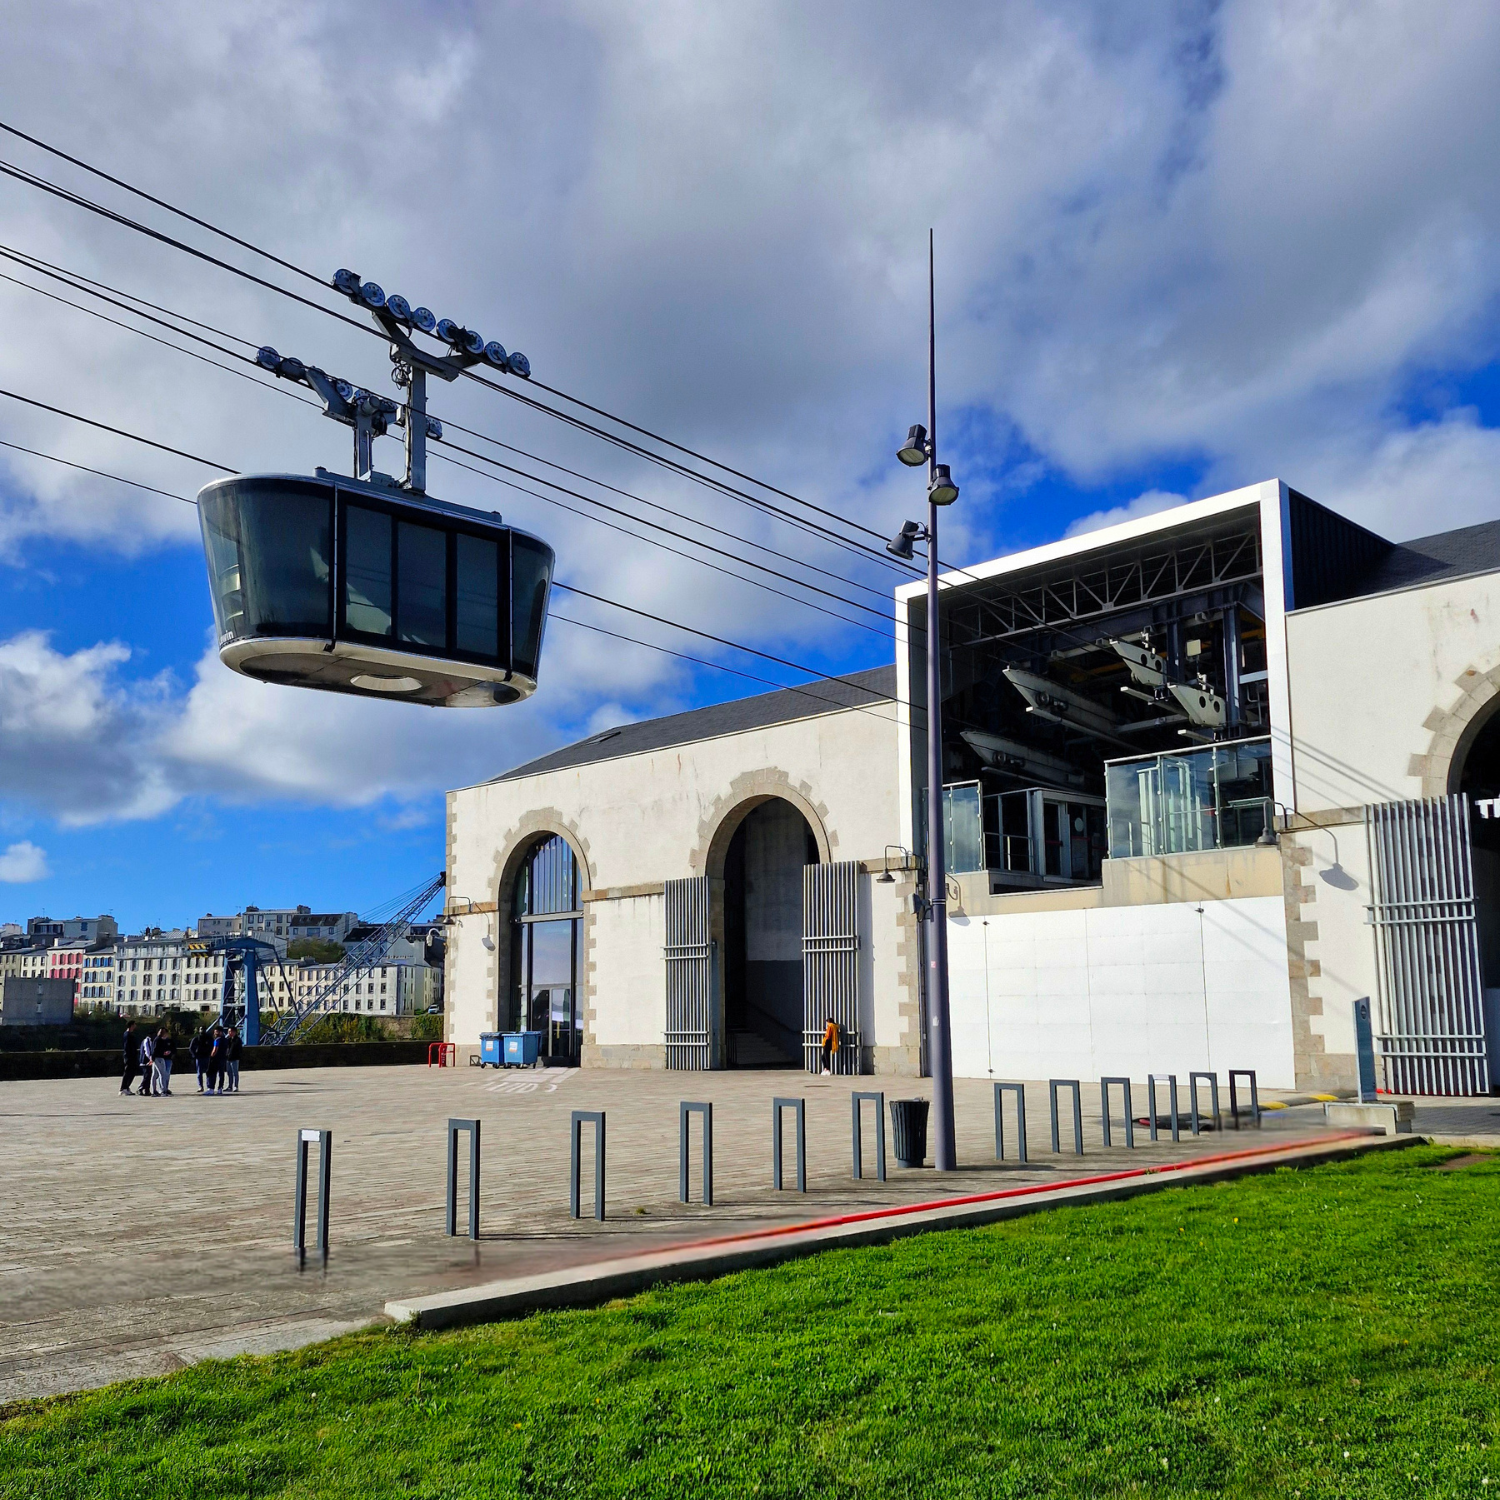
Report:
300,1128,322,1143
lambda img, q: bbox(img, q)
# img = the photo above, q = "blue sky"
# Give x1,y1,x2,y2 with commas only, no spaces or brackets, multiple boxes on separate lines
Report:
4,2,1500,932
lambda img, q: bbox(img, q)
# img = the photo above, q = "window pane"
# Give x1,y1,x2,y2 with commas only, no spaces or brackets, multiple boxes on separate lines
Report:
345,505,392,637
511,534,553,678
397,520,447,647
455,533,500,659
522,835,576,915
200,479,332,640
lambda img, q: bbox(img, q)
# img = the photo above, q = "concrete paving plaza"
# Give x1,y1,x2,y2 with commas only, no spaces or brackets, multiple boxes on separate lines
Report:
2,1063,1494,1401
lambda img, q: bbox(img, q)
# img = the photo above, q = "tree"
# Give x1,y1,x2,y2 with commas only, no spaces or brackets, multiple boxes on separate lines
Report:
287,938,346,964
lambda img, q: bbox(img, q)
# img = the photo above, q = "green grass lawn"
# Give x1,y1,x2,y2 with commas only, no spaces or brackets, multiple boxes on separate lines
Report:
3,1143,1496,1498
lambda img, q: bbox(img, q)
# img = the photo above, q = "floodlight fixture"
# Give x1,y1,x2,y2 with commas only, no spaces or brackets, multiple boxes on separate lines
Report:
483,340,509,368
928,463,959,506
256,345,280,370
887,519,922,560
410,306,436,334
358,281,386,310
385,294,412,323
896,423,929,466
507,351,531,378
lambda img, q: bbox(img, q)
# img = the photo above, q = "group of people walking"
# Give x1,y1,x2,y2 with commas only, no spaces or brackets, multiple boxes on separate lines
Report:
119,1020,242,1097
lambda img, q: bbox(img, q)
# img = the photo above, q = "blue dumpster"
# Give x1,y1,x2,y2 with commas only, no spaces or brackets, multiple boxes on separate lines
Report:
503,1031,543,1067
478,1032,503,1068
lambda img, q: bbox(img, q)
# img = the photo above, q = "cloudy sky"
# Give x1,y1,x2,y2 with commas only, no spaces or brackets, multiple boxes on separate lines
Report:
3,1,1500,930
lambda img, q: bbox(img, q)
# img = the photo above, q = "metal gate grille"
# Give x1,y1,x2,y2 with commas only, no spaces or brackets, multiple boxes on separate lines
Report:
1366,795,1490,1095
803,860,861,1075
663,876,713,1070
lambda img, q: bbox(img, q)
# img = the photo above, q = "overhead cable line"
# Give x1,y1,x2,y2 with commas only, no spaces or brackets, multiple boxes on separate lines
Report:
0,118,330,289
0,239,260,348
432,447,893,640
0,262,314,401
0,117,907,553
434,439,895,632
0,263,901,635
0,269,894,635
0,239,903,610
0,426,905,724
548,611,906,729
0,387,232,471
0,132,922,576
0,435,189,501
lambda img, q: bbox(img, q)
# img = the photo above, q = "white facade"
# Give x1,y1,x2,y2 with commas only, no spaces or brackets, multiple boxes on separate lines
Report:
291,960,430,1016
447,682,920,1071
446,478,1500,1093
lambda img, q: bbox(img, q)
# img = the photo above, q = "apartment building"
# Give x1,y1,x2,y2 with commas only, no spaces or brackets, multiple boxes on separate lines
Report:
291,959,433,1016
26,915,117,944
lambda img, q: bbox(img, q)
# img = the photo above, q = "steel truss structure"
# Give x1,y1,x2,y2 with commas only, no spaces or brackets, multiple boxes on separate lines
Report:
939,517,1263,651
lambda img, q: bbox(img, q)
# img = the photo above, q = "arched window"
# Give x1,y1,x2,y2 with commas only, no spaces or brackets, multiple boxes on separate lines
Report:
510,835,582,1062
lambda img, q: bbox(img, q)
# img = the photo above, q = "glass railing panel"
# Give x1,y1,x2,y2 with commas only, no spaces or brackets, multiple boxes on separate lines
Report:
1105,738,1272,858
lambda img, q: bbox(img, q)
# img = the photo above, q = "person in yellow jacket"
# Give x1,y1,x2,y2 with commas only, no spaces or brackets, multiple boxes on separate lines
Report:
820,1017,840,1075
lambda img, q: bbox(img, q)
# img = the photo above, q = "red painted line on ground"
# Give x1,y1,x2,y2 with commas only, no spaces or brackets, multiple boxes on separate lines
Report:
639,1130,1373,1260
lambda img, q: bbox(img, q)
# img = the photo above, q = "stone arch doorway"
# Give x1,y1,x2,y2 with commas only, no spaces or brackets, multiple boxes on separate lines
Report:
721,798,819,1067
505,832,584,1064
1456,704,1500,1007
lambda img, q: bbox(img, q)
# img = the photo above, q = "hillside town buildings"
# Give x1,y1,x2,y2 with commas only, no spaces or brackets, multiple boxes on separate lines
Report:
0,900,441,1025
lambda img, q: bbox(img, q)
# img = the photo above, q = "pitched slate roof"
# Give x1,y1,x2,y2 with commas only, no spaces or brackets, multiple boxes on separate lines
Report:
493,664,897,783
1344,519,1500,600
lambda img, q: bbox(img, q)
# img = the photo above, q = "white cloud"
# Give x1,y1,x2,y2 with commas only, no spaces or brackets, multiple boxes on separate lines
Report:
0,840,48,882
2,2,1500,823
1064,489,1188,538
0,631,177,824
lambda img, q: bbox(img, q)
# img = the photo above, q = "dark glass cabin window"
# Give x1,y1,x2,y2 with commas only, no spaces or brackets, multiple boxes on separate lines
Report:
511,534,552,678
344,505,393,637
510,835,580,1062
200,479,332,642
397,520,447,647
455,533,501,659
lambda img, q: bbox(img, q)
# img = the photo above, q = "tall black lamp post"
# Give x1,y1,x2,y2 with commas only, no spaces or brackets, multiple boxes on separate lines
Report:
889,230,959,1171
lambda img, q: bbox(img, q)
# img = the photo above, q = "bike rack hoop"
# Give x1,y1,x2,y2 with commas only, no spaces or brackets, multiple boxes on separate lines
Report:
679,1101,713,1206
772,1097,806,1192
293,1127,332,1261
851,1091,886,1182
1048,1080,1083,1156
446,1117,480,1239
994,1082,1027,1163
570,1110,606,1221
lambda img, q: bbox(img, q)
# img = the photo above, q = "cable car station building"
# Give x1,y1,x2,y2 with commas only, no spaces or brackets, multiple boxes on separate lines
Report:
445,479,1500,1095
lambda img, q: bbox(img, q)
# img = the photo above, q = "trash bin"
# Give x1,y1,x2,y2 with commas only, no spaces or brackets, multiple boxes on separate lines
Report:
503,1030,543,1067
478,1032,503,1068
889,1098,930,1167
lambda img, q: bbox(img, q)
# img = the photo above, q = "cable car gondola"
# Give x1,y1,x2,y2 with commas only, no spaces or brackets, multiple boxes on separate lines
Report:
198,470,553,706
196,270,555,706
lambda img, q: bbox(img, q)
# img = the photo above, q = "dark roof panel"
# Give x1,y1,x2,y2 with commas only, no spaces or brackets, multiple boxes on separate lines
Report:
1285,489,1393,609
493,664,897,783
1336,518,1500,602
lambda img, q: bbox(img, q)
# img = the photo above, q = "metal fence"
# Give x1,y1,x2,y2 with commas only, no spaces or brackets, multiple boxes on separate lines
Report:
802,860,861,1074
664,876,714,1070
1366,795,1490,1095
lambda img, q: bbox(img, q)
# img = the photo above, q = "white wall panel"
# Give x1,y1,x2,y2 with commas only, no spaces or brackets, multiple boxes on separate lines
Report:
948,895,1295,1087
590,895,665,1047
